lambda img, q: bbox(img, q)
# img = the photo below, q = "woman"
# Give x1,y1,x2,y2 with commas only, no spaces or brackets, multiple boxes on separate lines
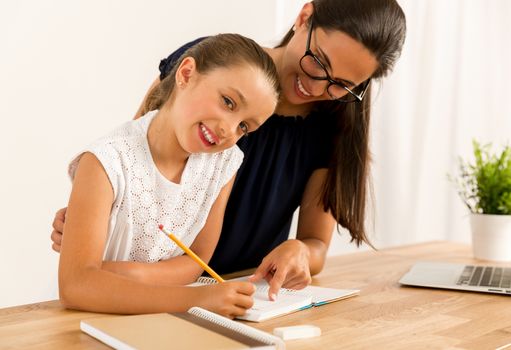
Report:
52,0,406,299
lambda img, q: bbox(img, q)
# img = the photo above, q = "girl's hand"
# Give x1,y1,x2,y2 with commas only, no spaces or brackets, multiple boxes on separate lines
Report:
249,239,312,301
194,282,255,318
51,207,67,252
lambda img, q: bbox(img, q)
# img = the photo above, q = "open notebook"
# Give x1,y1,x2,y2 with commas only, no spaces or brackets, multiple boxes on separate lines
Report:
191,276,359,322
81,306,285,350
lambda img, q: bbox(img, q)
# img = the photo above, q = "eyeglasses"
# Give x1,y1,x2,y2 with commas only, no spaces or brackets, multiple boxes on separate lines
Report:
299,21,371,103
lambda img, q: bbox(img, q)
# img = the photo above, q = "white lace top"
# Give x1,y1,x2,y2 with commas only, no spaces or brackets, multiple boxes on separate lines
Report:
68,111,243,263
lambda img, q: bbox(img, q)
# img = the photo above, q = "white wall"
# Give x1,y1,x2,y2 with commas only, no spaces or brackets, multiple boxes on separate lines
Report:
0,0,281,309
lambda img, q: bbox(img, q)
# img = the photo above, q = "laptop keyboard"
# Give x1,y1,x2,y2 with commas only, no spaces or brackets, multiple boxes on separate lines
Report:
456,265,511,288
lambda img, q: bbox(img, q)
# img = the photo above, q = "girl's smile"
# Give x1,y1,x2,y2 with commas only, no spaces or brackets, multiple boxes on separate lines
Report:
198,122,219,147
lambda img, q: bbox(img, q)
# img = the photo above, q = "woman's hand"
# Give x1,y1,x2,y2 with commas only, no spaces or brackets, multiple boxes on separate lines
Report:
51,207,67,252
249,239,312,301
250,168,336,301
195,282,255,319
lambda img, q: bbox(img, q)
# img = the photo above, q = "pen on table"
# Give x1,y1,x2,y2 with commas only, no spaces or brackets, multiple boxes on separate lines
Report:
158,224,225,283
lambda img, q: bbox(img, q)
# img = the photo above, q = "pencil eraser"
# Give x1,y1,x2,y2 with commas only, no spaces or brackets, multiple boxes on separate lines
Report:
273,325,321,340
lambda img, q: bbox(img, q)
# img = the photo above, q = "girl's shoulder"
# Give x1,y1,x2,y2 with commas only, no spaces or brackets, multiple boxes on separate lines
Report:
190,145,243,172
84,111,157,153
186,145,243,188
68,112,157,181
106,111,156,142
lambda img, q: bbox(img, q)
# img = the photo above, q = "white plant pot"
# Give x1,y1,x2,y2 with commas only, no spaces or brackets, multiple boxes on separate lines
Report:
470,213,511,261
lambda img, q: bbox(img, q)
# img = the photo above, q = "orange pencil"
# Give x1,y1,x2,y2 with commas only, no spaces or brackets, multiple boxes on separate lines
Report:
158,224,225,283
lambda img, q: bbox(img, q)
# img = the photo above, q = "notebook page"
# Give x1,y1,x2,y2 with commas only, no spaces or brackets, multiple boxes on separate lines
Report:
233,278,313,322
189,277,312,322
301,285,359,305
239,288,312,322
188,276,358,321
232,277,359,307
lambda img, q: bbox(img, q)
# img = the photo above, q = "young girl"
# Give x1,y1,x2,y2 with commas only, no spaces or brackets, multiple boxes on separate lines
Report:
54,0,406,300
58,34,280,318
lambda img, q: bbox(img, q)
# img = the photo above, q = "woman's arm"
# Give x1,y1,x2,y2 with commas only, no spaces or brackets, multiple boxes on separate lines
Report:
249,169,335,299
59,153,253,316
101,175,236,286
295,168,336,274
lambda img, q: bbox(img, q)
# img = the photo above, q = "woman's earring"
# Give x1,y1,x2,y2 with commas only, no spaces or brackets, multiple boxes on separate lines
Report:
178,81,183,87
292,25,296,32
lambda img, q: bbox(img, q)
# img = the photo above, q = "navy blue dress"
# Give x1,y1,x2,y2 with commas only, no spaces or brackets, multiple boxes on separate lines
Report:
159,38,336,273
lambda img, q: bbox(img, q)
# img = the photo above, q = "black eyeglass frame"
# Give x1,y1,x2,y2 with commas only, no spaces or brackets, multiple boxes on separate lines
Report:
299,21,371,102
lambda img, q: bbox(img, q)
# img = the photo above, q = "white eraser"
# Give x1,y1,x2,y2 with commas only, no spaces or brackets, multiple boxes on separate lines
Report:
273,325,321,340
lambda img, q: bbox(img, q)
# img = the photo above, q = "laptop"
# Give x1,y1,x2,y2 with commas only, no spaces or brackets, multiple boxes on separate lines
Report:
399,261,511,295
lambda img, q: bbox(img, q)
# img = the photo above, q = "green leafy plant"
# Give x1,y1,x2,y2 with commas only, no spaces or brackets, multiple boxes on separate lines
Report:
450,140,511,214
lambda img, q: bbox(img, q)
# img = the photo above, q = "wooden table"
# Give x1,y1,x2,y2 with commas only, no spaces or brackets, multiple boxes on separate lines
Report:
2,241,511,349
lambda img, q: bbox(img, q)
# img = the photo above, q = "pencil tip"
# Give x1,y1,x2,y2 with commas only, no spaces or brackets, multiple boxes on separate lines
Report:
158,224,163,230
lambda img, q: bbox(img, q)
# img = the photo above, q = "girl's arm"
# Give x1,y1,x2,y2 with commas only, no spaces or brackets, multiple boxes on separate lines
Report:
249,169,335,299
59,153,253,316
101,174,236,286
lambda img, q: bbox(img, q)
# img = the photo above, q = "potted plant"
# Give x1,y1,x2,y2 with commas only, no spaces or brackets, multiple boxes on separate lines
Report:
451,140,511,261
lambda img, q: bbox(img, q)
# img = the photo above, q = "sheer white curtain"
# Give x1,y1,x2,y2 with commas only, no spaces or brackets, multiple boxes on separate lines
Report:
371,0,511,247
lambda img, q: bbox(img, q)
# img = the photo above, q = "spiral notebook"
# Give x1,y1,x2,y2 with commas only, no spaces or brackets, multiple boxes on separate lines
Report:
191,276,359,322
81,306,285,350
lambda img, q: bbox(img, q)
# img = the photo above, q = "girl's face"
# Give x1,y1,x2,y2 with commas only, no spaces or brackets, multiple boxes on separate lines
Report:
278,6,378,107
169,59,277,155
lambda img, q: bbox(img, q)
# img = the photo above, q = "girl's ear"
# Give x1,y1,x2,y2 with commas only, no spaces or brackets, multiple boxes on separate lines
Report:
174,57,196,87
294,2,314,30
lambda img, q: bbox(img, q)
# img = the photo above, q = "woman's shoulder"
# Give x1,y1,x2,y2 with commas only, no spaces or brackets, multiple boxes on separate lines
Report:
241,110,335,142
235,110,336,172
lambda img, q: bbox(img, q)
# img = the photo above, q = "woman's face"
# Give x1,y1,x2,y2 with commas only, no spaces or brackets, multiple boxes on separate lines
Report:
278,21,378,107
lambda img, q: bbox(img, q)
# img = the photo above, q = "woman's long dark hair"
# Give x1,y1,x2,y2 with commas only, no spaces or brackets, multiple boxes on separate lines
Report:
277,0,406,247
